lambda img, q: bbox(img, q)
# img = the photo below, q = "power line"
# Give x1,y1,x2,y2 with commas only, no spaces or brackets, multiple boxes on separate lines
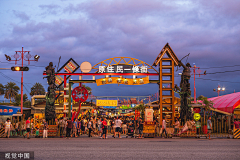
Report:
206,70,240,75
200,64,240,69
195,77,240,84
175,74,240,83
0,60,46,68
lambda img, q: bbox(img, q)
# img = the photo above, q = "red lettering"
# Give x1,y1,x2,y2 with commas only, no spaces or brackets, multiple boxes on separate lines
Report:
4,109,8,113
9,109,13,113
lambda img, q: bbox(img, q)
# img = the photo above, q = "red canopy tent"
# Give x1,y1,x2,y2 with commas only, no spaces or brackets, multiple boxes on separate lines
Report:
208,92,240,113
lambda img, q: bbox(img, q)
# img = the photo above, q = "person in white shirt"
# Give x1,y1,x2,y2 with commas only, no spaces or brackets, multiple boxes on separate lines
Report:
161,117,167,138
5,118,12,138
114,117,122,138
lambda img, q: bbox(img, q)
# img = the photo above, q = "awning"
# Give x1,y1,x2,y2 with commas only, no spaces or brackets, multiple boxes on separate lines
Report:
208,92,240,114
0,105,29,116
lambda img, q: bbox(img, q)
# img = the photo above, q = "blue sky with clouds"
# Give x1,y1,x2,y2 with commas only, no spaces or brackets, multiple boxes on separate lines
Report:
0,0,240,100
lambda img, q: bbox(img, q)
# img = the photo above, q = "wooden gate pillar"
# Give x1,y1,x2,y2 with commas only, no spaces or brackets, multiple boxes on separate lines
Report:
153,43,180,125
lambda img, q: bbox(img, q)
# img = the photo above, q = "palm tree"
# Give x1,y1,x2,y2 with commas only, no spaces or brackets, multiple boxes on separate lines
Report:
0,83,4,95
30,82,46,96
82,84,92,95
199,96,214,124
4,82,20,103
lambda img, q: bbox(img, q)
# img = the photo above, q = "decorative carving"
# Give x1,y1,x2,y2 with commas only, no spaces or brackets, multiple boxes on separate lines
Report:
44,62,56,123
174,62,192,123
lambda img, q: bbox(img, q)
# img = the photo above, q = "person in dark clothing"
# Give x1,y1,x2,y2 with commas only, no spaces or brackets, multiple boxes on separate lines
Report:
66,118,72,139
87,119,92,137
138,118,144,139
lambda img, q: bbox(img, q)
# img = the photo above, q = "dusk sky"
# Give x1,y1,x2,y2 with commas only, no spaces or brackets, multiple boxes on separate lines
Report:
0,0,240,100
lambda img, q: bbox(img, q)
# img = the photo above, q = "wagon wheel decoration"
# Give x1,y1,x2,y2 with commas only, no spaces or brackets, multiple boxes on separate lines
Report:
72,86,89,102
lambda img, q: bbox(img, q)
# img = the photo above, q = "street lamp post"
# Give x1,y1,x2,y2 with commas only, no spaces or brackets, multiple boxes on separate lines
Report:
213,84,225,97
5,47,40,114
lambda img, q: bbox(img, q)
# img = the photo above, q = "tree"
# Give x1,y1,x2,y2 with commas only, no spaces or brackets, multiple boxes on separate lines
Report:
198,96,214,124
30,82,46,96
0,83,4,95
82,84,92,95
14,93,29,106
4,82,20,103
197,95,205,100
133,104,146,120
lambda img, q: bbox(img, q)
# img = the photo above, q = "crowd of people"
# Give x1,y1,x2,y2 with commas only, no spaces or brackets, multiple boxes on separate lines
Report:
2,115,240,139
56,116,145,139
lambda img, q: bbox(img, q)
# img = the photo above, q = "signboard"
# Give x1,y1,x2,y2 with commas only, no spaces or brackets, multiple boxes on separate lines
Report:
98,65,148,73
135,110,140,120
145,109,153,122
96,76,149,86
193,107,201,113
194,113,201,121
55,58,80,88
96,100,118,106
143,121,155,134
0,106,27,116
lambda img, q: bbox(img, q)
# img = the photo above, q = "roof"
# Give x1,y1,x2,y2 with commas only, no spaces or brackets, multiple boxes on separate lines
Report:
152,43,180,66
208,92,240,113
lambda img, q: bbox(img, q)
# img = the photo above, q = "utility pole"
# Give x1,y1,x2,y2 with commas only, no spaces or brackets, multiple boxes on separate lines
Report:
5,47,40,114
190,64,206,103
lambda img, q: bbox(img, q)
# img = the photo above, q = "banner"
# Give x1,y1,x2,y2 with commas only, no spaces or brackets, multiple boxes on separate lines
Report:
145,109,153,122
96,100,118,106
96,76,149,86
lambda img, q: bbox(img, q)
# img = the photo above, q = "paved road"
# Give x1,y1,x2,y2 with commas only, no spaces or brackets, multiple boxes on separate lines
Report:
0,135,239,160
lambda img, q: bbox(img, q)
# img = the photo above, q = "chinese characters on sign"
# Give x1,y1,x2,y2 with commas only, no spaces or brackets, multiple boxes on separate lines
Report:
0,109,13,113
145,109,153,122
98,65,148,73
96,100,118,106
1,151,34,160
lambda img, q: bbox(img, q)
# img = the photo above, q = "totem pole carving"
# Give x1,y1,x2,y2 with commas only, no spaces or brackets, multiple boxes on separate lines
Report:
44,62,56,122
174,62,192,123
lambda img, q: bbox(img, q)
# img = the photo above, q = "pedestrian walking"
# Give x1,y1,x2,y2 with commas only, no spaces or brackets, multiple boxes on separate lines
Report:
21,120,26,136
122,118,127,135
77,118,81,136
4,118,12,138
97,118,102,137
173,118,180,134
114,117,122,138
102,117,107,139
138,118,143,139
73,118,78,137
23,117,31,139
81,117,86,135
92,117,96,136
161,117,167,138
66,118,72,139
59,117,65,138
43,120,48,139
87,119,92,137
207,117,212,140
112,117,116,137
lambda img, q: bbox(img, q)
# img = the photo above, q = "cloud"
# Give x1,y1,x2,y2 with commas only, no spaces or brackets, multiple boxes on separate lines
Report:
12,10,30,21
39,4,61,15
